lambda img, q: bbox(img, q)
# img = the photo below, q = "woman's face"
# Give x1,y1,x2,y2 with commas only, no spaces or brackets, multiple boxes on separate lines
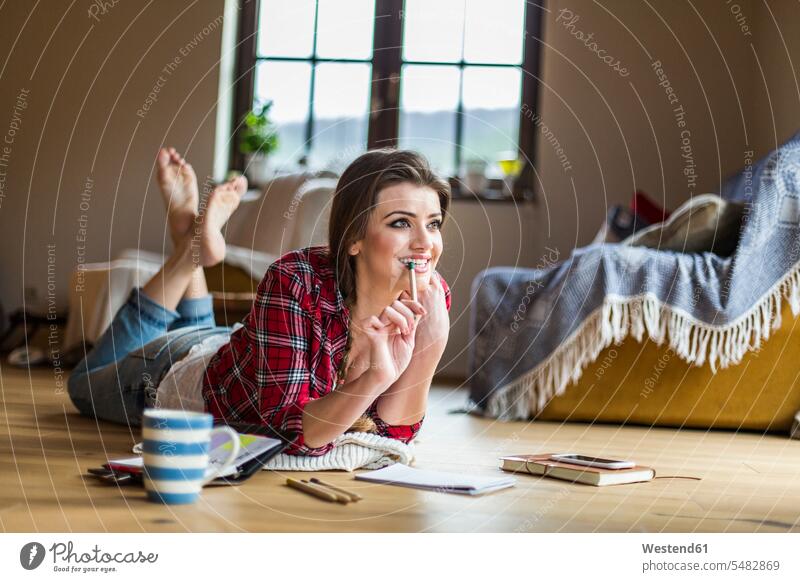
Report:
350,181,444,296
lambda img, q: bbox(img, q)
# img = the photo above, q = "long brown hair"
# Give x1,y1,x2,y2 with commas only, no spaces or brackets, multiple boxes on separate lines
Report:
328,148,451,309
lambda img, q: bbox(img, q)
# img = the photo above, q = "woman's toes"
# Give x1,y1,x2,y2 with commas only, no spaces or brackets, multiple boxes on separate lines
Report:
157,148,170,168
196,178,246,267
233,175,248,194
157,147,200,243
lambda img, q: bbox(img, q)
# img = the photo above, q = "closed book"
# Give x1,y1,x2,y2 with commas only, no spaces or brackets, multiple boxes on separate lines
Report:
500,454,655,487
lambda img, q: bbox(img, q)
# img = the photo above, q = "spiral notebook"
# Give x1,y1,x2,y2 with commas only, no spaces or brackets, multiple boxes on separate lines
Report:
355,463,516,495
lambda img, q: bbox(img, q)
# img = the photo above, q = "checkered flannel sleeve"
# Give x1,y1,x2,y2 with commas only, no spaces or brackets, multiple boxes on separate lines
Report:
248,266,334,456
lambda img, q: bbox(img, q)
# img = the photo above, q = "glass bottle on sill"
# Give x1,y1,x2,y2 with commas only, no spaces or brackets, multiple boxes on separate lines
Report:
498,153,523,200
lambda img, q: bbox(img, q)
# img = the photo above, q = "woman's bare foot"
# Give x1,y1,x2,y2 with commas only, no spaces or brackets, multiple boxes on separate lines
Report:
157,147,199,243
192,175,248,267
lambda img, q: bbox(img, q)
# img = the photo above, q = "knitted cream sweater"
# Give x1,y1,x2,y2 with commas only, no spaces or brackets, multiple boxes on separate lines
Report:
263,432,415,472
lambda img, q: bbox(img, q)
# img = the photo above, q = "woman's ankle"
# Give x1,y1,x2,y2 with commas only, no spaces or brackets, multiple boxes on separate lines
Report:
168,235,201,270
183,267,209,299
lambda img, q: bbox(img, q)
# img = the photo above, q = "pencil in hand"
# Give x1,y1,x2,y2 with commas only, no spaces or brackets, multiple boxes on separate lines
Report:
407,260,419,323
407,260,418,302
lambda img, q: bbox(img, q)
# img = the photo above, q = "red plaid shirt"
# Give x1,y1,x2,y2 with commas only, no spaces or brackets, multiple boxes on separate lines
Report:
202,245,451,456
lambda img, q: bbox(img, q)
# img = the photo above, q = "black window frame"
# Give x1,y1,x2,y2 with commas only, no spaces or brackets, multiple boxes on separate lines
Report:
232,0,543,201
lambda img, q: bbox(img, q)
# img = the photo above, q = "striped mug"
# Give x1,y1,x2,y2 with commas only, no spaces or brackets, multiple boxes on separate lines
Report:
142,409,240,504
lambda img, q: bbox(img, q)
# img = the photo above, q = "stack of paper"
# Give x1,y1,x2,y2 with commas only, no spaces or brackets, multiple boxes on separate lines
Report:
355,463,516,496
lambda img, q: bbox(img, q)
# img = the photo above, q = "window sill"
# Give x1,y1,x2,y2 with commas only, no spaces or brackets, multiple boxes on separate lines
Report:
448,177,534,203
450,193,528,203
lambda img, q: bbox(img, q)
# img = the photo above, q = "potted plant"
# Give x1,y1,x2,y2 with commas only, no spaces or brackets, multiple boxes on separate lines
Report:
239,101,279,185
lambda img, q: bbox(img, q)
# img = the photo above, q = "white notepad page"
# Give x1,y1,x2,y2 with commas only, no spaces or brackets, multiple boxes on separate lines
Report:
355,463,516,495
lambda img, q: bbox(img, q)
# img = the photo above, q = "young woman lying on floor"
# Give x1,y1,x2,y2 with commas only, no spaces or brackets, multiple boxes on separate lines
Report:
68,148,452,455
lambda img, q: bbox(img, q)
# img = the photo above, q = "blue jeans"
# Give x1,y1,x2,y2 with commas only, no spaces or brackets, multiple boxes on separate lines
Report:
68,287,230,428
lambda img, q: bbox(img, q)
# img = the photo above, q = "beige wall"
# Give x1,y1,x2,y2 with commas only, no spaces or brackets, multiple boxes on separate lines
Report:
437,200,541,378
0,1,226,316
1,1,798,380
531,0,758,257
751,1,800,157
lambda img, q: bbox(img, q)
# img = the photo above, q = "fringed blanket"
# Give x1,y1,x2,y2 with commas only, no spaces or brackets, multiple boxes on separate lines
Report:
468,133,800,420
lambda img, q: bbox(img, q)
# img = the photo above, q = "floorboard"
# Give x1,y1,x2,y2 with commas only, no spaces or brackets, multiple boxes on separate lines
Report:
2,367,799,532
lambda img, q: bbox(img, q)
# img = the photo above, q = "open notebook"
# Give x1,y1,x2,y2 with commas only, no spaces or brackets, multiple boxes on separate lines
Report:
355,463,516,495
113,433,284,482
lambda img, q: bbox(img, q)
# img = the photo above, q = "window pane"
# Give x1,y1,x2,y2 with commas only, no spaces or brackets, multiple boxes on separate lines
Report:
463,0,525,64
461,66,521,176
399,64,460,176
255,61,312,167
402,0,465,63
308,63,371,170
316,0,375,60
258,0,316,58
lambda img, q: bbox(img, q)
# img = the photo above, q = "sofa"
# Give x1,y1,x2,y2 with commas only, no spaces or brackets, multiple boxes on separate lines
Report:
536,298,800,432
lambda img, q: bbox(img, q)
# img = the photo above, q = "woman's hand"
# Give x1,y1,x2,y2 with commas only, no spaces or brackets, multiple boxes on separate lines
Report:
345,299,426,387
400,271,449,358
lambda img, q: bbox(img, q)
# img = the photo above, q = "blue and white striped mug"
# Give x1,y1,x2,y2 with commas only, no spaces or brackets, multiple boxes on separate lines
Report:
142,409,240,504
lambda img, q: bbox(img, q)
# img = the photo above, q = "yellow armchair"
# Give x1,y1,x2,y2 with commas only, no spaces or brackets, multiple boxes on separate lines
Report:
538,301,800,433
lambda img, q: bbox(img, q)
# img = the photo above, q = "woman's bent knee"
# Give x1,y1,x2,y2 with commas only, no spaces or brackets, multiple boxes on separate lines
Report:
67,367,144,427
67,362,94,418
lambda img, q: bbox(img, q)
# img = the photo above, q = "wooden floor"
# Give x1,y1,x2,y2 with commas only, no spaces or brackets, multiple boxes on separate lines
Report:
2,366,800,532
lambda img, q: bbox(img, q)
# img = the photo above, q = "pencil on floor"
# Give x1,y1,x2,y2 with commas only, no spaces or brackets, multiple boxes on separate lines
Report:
301,479,350,503
310,477,363,502
286,478,340,503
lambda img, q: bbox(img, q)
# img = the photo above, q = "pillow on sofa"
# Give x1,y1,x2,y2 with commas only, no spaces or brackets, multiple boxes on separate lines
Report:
623,193,745,257
591,190,669,245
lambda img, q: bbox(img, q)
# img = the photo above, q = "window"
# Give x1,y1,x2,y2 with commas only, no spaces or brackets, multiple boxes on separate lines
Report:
251,0,375,171
233,0,542,198
399,0,525,177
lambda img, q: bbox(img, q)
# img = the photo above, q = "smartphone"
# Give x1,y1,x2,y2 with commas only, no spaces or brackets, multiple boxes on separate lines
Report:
549,453,635,470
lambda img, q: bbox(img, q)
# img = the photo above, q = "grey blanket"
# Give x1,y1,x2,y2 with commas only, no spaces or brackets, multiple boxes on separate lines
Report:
468,133,800,419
